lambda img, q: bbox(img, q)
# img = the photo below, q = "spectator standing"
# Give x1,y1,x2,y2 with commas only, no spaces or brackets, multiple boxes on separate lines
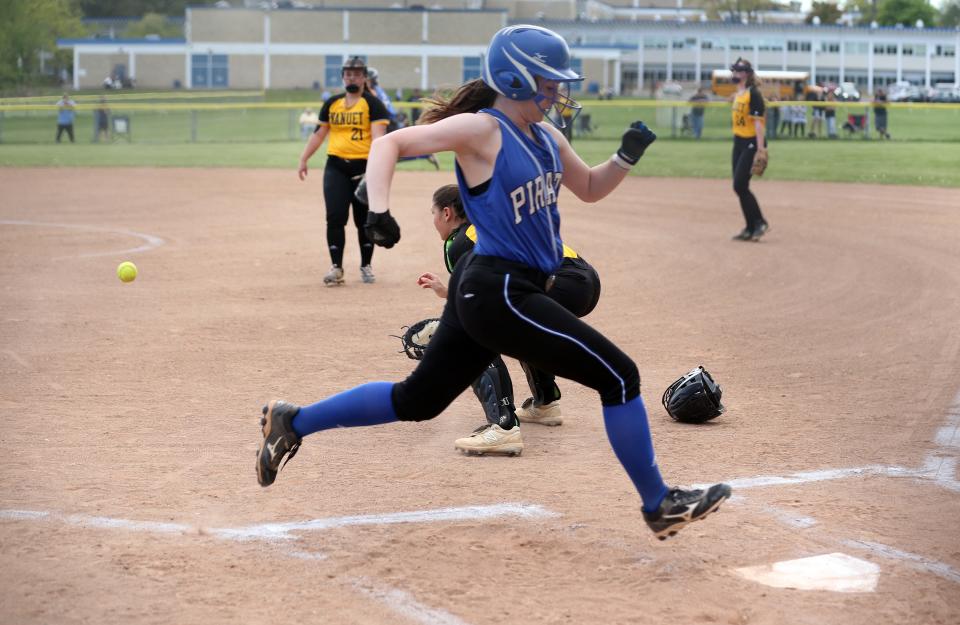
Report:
807,84,824,138
688,87,708,139
873,88,890,139
792,104,806,137
407,88,424,125
298,107,318,140
824,90,838,139
766,95,780,140
93,96,110,143
55,92,76,143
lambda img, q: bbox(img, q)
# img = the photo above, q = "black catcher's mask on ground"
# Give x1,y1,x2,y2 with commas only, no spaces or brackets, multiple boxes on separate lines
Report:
661,366,725,424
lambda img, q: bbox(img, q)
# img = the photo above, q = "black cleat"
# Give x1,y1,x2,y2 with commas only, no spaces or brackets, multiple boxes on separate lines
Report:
731,228,753,241
256,400,303,487
750,222,770,241
643,483,732,541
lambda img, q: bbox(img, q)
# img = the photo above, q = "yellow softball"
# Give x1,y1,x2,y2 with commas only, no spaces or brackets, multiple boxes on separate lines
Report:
117,261,138,283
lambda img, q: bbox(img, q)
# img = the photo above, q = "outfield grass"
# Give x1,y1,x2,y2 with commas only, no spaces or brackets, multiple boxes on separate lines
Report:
2,138,957,187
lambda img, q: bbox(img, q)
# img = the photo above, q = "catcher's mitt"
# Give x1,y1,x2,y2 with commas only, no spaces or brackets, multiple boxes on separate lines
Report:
396,318,440,360
751,149,768,177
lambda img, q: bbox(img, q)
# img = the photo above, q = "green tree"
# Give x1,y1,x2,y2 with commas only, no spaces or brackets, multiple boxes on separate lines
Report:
939,0,960,26
876,0,937,26
79,1,216,18
122,13,184,38
0,0,84,88
699,0,782,22
806,0,844,24
843,0,880,24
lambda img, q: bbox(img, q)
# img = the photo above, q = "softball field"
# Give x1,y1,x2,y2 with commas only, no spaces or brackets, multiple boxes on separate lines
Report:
1,168,959,624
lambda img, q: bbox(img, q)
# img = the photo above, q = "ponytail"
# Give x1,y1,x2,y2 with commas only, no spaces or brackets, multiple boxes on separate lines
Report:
418,79,498,125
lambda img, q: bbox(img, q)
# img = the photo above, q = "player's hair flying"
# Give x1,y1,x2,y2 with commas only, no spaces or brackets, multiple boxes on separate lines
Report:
418,79,497,125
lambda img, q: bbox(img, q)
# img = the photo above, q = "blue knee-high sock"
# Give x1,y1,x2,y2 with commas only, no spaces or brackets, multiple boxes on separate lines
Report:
292,381,398,437
602,396,669,513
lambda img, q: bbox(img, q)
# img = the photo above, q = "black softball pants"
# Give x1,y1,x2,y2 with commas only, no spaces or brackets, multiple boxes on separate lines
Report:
323,155,373,268
392,254,638,422
732,136,766,231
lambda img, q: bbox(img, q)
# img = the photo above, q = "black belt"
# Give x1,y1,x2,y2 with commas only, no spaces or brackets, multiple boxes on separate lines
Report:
469,254,556,292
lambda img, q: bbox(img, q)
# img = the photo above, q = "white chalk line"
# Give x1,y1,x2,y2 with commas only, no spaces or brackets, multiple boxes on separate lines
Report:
213,503,558,542
843,539,960,584
0,503,557,544
0,220,165,259
0,503,549,625
351,578,472,625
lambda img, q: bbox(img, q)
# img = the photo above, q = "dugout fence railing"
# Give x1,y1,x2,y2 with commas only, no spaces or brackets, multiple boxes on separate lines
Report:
1,99,959,144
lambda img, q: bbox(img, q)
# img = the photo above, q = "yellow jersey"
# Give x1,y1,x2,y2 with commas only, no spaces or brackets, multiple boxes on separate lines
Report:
318,92,390,159
732,87,766,139
465,225,578,259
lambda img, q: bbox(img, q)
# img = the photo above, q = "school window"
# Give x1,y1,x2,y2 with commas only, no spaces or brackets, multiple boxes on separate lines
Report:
324,55,343,88
570,58,583,92
787,41,812,52
902,45,914,56
644,38,668,49
759,40,783,51
844,42,868,55
935,45,956,57
191,54,228,88
729,39,751,51
819,41,840,53
701,38,724,50
463,56,481,83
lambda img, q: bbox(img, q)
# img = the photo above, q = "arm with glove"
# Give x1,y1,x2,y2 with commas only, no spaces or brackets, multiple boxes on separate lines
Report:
552,120,657,202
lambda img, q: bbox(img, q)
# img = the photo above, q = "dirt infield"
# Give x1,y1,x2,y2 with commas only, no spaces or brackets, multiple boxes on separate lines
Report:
2,168,959,625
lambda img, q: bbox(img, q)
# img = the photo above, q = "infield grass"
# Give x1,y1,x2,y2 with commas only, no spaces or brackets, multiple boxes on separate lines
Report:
2,139,957,187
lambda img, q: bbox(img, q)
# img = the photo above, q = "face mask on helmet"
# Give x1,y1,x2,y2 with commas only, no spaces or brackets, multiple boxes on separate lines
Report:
345,84,361,94
481,25,584,129
731,76,742,84
535,77,582,129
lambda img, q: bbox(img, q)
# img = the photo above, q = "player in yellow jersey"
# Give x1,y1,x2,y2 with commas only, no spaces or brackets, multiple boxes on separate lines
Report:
729,58,770,242
298,57,391,285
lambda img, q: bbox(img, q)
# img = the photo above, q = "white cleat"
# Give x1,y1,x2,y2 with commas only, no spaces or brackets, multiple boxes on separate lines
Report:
516,398,563,426
454,424,523,456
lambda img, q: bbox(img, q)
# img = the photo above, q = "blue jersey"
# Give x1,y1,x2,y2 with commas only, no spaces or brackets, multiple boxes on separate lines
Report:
454,108,564,274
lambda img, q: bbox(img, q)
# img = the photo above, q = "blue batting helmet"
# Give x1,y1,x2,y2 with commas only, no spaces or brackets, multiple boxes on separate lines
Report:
482,25,582,101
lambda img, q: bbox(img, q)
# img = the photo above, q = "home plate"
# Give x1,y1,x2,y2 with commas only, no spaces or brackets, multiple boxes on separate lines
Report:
735,553,880,592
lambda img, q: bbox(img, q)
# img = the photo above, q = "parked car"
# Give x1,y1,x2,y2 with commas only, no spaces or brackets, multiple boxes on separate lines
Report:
930,83,960,103
887,81,924,102
833,81,861,101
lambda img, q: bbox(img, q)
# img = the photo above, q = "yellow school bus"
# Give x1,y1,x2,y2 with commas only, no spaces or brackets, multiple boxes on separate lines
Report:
712,70,810,100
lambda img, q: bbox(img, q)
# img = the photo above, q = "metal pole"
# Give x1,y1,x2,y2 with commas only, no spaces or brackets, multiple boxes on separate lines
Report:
191,110,198,143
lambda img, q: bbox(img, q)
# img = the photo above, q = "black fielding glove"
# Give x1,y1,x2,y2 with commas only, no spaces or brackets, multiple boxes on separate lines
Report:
616,121,657,166
364,210,401,248
353,175,368,205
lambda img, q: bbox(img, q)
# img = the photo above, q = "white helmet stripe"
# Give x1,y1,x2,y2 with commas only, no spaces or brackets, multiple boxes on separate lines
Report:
482,52,506,96
502,48,537,95
508,41,571,80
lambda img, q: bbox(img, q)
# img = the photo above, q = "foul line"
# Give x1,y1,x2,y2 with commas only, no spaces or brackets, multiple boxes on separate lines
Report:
0,220,165,259
351,578,472,625
843,539,960,584
0,503,557,543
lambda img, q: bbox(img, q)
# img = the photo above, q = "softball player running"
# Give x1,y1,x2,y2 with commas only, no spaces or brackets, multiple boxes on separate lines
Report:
258,25,731,540
729,58,770,242
298,56,391,285
417,184,601,455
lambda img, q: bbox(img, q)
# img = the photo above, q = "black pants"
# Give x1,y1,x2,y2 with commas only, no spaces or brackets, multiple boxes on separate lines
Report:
56,124,74,143
392,254,638,422
323,155,373,268
478,255,603,427
732,136,766,232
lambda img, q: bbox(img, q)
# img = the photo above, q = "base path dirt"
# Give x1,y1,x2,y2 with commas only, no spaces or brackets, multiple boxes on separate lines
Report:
1,168,959,625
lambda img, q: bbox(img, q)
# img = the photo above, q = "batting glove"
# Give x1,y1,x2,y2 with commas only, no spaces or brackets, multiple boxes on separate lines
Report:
614,121,657,168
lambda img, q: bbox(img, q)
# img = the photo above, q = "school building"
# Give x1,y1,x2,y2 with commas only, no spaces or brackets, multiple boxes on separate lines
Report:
57,4,960,96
